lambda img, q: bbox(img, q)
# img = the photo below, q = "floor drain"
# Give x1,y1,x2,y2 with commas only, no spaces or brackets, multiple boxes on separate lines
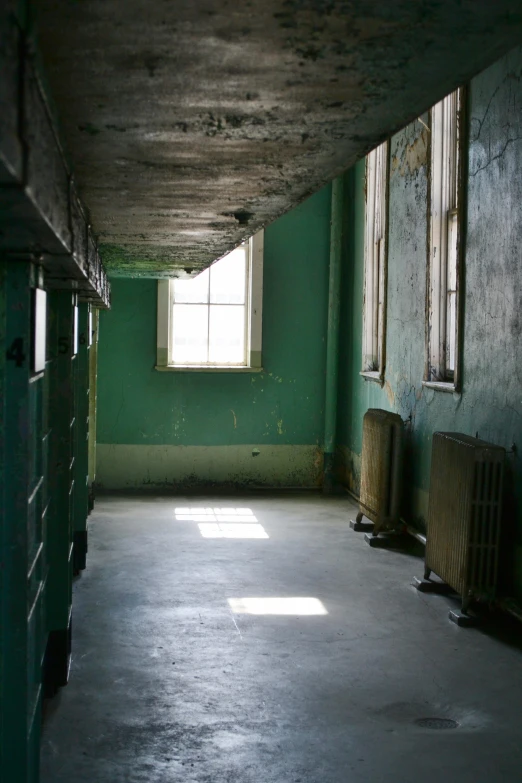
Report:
414,718,459,730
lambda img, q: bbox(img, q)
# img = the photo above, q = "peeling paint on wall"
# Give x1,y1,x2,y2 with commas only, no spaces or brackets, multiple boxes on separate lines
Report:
337,48,522,596
391,125,429,176
97,187,331,488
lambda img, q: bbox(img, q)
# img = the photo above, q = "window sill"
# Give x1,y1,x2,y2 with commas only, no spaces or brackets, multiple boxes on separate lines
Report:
155,364,264,373
360,371,384,386
422,380,459,394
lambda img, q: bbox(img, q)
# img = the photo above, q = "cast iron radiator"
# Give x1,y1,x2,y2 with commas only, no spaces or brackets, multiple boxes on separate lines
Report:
355,408,404,535
425,432,505,613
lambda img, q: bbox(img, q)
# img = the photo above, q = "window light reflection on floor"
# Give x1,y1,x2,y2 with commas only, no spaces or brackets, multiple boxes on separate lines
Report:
199,523,268,539
174,507,269,539
228,597,328,615
175,507,257,522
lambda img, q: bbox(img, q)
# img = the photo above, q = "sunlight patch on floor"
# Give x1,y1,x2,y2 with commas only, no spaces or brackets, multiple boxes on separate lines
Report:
198,523,269,539
174,507,269,538
228,597,328,615
175,507,258,523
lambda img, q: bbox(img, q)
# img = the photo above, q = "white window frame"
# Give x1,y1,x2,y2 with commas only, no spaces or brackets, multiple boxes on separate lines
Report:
425,88,463,392
156,231,264,372
361,141,389,383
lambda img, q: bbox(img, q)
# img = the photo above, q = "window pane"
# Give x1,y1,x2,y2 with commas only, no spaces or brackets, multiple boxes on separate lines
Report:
363,142,387,374
208,305,245,364
172,304,208,364
447,291,456,373
172,268,209,304
447,211,458,291
446,210,458,375
210,246,247,304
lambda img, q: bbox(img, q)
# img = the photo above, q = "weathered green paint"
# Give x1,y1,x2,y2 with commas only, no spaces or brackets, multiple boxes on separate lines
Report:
0,260,46,783
97,187,331,488
337,48,522,597
323,177,343,492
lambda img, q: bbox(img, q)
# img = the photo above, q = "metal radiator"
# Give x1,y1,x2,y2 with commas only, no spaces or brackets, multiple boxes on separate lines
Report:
355,409,404,535
425,432,505,613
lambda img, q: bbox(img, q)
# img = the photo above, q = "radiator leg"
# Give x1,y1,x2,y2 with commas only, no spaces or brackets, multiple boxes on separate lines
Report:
349,511,374,533
448,608,480,627
424,566,432,580
411,575,454,594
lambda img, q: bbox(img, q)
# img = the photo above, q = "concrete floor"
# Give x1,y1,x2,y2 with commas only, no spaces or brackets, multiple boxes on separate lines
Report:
41,494,522,783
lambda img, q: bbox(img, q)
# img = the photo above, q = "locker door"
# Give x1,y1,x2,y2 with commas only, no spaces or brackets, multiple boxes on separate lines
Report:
0,261,48,783
87,308,99,510
73,302,91,572
44,290,76,693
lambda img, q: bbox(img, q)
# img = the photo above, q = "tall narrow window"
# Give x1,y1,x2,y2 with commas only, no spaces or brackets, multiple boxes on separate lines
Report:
156,232,263,371
362,141,388,380
426,89,462,388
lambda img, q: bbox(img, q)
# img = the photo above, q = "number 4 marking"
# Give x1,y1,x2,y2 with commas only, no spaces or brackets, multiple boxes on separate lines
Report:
6,338,26,367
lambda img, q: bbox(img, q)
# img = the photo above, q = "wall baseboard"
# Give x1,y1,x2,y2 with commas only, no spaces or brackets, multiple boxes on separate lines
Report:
96,443,323,490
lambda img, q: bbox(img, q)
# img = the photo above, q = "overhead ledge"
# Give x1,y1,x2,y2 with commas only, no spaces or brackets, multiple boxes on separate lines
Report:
0,10,110,308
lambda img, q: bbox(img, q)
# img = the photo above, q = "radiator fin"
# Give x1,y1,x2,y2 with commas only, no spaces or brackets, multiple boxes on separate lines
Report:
359,409,403,533
426,432,504,611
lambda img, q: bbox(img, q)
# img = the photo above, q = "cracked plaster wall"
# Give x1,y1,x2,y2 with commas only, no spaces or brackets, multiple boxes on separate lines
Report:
337,48,522,597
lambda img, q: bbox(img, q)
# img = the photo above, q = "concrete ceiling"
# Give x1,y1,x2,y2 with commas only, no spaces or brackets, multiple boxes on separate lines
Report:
35,0,522,277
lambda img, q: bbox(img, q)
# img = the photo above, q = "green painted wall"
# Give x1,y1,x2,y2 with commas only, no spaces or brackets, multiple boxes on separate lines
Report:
97,186,332,488
337,48,522,596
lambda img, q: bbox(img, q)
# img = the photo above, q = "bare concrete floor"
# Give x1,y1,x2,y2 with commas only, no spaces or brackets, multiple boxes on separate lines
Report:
41,494,522,783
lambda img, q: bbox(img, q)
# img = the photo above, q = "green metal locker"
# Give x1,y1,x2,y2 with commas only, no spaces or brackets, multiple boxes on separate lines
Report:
44,290,77,694
87,308,99,510
0,260,48,783
73,302,91,572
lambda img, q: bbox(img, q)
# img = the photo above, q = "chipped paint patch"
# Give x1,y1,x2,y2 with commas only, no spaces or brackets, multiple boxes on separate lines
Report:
393,127,428,176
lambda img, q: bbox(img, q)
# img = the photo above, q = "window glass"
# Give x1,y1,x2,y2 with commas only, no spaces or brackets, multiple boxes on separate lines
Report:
210,246,247,304
171,244,248,365
362,141,388,377
428,89,461,385
209,305,245,364
172,267,209,304
172,304,209,364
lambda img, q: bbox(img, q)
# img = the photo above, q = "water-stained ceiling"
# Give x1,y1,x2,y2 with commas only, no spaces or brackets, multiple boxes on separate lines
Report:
35,0,522,276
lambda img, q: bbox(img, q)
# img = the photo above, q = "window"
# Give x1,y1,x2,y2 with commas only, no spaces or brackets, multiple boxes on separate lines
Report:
361,141,389,381
426,89,463,389
156,231,263,371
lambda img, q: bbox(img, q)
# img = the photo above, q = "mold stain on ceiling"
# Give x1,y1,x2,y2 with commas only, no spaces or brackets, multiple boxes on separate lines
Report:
34,0,522,276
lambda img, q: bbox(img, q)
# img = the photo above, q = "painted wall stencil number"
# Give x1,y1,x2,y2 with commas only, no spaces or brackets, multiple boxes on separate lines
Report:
6,337,26,367
58,337,69,355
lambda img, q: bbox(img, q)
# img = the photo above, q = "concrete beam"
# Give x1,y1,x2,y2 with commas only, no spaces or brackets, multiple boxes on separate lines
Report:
0,9,110,307
34,0,522,276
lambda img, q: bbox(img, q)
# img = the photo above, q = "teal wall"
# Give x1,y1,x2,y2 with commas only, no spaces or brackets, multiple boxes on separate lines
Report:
97,186,332,488
337,48,522,596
